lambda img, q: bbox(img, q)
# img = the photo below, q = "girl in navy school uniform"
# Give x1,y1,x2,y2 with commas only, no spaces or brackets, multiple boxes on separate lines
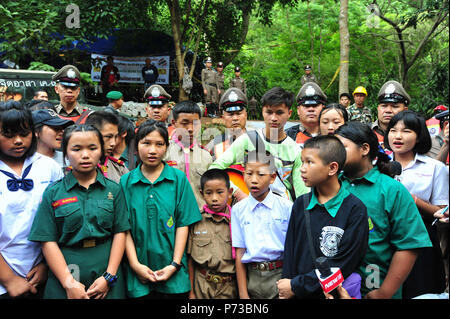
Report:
385,110,448,298
0,101,64,298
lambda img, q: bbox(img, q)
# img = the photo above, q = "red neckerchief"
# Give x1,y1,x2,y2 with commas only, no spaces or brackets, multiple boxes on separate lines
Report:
202,204,235,259
97,156,125,178
172,133,195,182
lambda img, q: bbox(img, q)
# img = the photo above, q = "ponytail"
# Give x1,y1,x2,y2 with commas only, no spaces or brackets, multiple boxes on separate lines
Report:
335,122,397,177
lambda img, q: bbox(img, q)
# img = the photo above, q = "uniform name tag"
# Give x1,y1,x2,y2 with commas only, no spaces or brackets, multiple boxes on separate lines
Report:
52,196,78,208
166,160,178,167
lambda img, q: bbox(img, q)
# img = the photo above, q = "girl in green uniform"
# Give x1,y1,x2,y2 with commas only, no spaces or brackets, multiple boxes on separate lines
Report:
120,120,201,299
334,122,431,299
28,124,130,299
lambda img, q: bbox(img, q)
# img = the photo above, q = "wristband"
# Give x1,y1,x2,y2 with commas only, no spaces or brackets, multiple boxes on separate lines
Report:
102,271,118,287
170,261,182,272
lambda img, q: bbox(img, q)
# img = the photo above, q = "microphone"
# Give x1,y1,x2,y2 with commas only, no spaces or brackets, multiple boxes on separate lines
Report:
314,256,344,294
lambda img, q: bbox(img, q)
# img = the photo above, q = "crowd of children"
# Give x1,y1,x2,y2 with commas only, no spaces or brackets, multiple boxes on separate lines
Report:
0,80,448,300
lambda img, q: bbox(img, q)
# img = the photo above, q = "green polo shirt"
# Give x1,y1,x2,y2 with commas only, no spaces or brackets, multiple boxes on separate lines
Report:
120,162,202,297
29,170,130,247
307,185,350,218
340,167,432,299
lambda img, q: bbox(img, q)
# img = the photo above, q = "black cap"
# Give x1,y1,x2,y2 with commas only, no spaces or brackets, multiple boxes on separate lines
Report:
304,65,312,70
217,61,224,67
234,66,240,72
32,109,74,127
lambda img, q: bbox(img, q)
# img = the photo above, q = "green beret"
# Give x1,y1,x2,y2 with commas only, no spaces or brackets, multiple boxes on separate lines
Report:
106,91,123,100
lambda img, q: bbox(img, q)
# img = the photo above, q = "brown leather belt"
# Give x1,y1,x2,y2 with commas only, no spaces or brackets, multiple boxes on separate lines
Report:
199,268,235,284
250,260,283,271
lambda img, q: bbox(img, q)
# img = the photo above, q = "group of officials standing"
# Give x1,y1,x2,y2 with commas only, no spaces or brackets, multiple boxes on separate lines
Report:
201,57,247,118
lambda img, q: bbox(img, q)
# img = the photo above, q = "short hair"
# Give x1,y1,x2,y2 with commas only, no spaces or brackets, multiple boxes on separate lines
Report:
0,101,37,158
339,92,351,99
34,89,47,98
244,150,277,173
135,119,169,150
318,103,349,123
260,87,294,109
85,110,119,131
172,100,202,121
117,115,135,146
384,110,431,154
62,124,104,159
303,135,347,171
200,168,230,190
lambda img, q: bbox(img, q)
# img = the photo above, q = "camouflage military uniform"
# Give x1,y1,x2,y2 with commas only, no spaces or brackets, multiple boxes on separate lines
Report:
347,103,372,124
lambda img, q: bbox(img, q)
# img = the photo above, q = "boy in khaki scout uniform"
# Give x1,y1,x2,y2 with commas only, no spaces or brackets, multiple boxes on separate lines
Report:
187,169,237,299
164,100,213,209
85,111,129,183
201,57,220,117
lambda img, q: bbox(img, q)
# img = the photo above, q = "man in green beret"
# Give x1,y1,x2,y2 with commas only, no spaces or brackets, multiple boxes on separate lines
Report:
105,91,124,112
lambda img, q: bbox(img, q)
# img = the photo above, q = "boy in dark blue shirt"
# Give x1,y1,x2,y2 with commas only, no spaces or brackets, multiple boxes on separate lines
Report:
277,135,369,299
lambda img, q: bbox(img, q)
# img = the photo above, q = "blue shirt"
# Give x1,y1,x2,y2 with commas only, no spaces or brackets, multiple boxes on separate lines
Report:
231,190,293,263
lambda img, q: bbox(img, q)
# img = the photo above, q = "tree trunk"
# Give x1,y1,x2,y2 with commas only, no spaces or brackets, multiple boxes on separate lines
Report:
338,0,350,96
167,0,188,101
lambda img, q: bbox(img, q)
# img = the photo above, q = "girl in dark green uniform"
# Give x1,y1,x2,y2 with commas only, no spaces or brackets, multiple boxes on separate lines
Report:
29,124,130,299
335,122,431,299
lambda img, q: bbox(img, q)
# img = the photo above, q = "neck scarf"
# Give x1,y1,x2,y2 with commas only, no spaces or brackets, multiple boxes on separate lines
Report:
0,163,34,191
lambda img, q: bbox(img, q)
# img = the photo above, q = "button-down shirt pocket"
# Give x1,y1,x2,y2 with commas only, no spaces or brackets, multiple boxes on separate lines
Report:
54,203,82,234
217,231,233,261
96,200,114,231
191,236,212,265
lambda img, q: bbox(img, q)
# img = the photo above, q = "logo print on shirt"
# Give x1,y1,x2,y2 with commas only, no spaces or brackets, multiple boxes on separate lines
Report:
320,226,344,257
166,216,174,229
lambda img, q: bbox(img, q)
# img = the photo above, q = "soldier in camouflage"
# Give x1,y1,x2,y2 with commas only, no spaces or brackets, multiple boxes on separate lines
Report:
347,86,372,124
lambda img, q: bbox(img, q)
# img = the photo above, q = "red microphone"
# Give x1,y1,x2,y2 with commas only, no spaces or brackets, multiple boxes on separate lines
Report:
315,256,344,294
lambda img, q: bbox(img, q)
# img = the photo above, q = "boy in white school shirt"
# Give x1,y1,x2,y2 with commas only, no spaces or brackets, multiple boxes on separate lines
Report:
231,150,293,299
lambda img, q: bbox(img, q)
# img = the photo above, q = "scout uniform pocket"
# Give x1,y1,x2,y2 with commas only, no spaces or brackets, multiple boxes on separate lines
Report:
54,203,82,234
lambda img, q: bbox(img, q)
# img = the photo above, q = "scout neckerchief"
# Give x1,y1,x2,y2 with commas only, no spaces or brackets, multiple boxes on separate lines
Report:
0,163,34,191
202,204,236,259
97,156,125,178
172,134,195,182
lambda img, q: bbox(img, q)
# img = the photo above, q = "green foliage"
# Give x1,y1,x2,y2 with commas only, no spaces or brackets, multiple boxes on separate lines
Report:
27,62,56,72
235,0,449,119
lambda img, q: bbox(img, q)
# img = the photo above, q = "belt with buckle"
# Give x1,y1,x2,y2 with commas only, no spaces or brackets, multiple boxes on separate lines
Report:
199,268,235,284
251,260,283,271
68,237,110,249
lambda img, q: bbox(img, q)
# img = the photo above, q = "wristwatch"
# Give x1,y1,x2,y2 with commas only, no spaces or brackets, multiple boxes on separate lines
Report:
102,271,118,287
170,261,182,272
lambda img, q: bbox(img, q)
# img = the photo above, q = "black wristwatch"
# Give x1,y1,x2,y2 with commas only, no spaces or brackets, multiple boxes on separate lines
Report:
170,261,182,272
102,271,118,287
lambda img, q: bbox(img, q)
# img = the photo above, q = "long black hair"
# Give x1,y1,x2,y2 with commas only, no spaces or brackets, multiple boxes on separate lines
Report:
335,121,396,177
0,100,37,159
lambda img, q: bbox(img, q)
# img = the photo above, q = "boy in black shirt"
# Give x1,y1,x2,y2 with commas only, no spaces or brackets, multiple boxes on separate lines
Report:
277,135,368,299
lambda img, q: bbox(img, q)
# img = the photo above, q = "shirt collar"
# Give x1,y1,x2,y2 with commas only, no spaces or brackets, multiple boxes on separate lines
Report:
64,169,107,191
340,166,379,185
307,185,350,218
248,190,275,211
0,152,42,176
129,161,175,185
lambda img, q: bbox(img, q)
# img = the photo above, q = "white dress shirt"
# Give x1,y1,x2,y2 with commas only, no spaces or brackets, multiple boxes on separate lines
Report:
231,190,293,263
